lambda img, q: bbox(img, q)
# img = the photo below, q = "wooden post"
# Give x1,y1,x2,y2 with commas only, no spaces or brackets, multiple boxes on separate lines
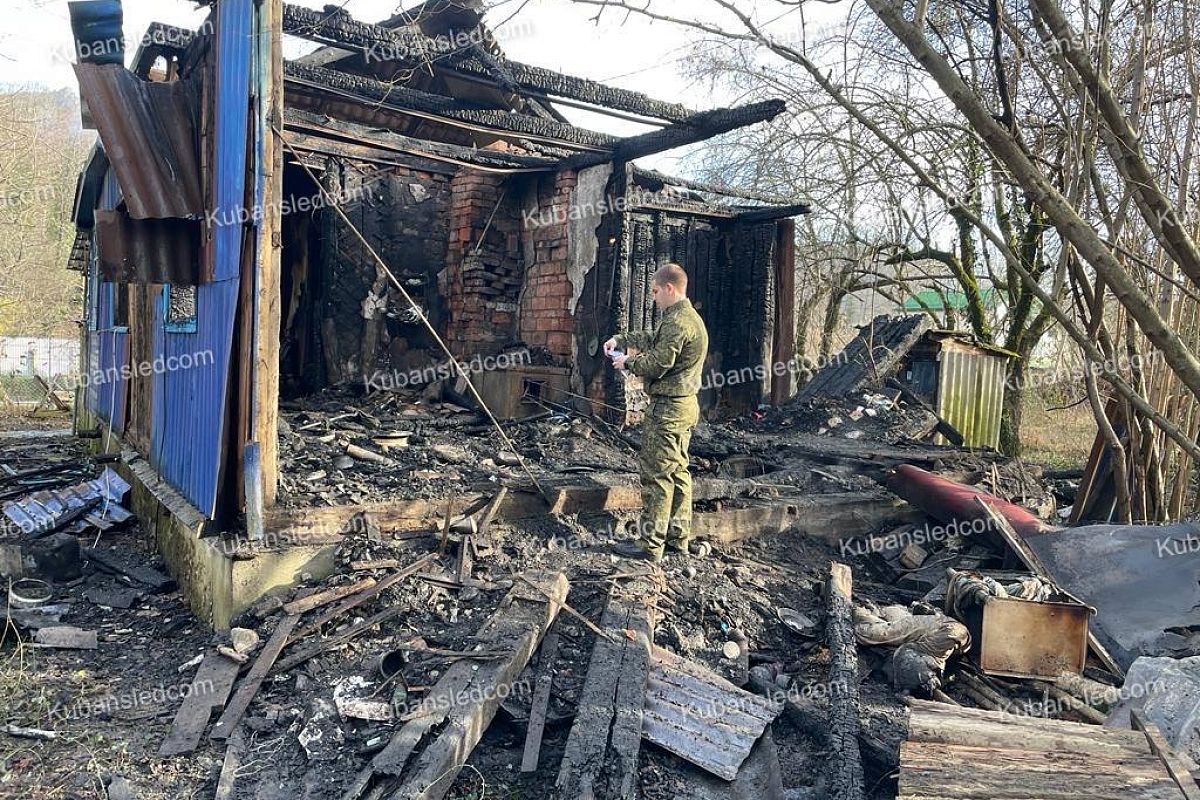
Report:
252,0,283,507
827,562,865,800
771,218,796,405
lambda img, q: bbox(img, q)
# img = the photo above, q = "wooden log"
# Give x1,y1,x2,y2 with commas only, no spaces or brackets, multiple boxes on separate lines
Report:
210,614,300,740
827,562,865,800
556,577,656,799
371,572,568,800
283,578,376,615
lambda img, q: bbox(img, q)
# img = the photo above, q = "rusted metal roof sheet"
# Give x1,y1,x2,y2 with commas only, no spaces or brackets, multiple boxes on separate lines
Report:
73,63,203,220
642,647,782,780
95,210,201,284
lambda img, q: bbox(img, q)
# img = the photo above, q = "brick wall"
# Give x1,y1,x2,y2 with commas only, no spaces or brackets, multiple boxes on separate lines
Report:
441,171,526,356
517,171,577,360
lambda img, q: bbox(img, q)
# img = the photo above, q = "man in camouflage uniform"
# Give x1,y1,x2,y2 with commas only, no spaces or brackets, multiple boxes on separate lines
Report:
605,263,709,561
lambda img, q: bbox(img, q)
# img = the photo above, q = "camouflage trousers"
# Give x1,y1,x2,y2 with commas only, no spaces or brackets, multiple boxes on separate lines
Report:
636,394,700,558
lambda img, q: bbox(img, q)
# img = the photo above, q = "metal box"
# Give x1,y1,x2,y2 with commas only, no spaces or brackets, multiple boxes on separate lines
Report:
963,593,1090,679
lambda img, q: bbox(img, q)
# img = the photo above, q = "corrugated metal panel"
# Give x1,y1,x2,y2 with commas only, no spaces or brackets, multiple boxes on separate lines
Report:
149,279,240,516
147,0,252,517
73,63,203,219
935,344,1009,449
95,210,202,283
213,0,252,282
641,647,782,780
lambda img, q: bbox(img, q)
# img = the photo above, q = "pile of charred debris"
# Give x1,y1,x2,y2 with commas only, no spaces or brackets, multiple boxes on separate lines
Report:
5,357,1200,799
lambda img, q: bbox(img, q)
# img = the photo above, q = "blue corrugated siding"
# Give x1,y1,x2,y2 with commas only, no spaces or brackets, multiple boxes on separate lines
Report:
147,0,251,517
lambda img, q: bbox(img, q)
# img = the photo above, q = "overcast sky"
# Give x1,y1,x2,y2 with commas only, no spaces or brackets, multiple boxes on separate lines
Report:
0,0,829,172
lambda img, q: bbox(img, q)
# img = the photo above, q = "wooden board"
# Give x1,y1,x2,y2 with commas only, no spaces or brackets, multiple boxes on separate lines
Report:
898,740,1184,799
900,700,1189,800
373,571,568,800
159,651,240,756
556,577,656,800
908,700,1150,758
210,613,300,740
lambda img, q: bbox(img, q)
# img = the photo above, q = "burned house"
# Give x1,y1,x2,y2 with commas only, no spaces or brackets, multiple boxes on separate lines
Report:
67,1,806,622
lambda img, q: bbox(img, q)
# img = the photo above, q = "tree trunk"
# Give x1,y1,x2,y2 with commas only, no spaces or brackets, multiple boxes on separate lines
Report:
999,358,1026,456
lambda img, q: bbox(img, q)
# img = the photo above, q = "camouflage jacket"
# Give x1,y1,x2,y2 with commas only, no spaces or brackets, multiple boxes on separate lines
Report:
615,298,709,397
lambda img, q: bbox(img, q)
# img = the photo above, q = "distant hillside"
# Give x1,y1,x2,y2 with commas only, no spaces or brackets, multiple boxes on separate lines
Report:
0,88,94,338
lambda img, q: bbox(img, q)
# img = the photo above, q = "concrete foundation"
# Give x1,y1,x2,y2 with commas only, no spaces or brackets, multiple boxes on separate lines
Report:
76,408,336,629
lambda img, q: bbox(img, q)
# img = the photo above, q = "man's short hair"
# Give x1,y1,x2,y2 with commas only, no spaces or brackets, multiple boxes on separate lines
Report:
653,263,688,291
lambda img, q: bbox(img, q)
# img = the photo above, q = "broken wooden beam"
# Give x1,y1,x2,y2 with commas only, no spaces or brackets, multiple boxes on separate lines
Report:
280,4,694,122
827,562,865,800
556,577,656,799
284,62,616,151
283,578,376,615
288,553,436,643
210,614,300,740
369,571,568,800
273,605,406,677
562,100,786,170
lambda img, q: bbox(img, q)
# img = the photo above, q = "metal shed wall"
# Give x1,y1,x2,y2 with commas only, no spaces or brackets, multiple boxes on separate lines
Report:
935,342,1008,449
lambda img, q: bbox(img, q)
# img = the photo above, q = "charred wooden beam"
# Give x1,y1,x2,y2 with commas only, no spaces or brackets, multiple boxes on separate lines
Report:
632,165,800,205
281,4,694,122
283,107,559,170
556,578,656,799
827,562,865,800
284,61,616,151
562,99,787,170
734,202,811,222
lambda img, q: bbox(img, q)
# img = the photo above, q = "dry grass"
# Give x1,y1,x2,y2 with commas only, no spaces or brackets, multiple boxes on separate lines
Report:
1020,391,1097,469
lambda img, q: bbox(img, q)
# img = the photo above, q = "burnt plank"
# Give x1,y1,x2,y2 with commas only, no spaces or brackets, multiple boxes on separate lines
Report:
373,571,568,800
556,577,656,799
159,651,240,756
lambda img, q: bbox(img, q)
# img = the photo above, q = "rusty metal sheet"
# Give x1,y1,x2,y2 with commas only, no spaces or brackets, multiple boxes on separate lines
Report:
965,596,1090,679
642,647,782,780
73,63,203,219
95,210,201,284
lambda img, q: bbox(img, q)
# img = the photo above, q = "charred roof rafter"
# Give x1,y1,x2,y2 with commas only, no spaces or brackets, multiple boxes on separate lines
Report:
284,61,617,152
280,3,696,123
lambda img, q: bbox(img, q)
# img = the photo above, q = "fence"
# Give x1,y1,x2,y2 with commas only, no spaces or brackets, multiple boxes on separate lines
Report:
0,337,79,411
